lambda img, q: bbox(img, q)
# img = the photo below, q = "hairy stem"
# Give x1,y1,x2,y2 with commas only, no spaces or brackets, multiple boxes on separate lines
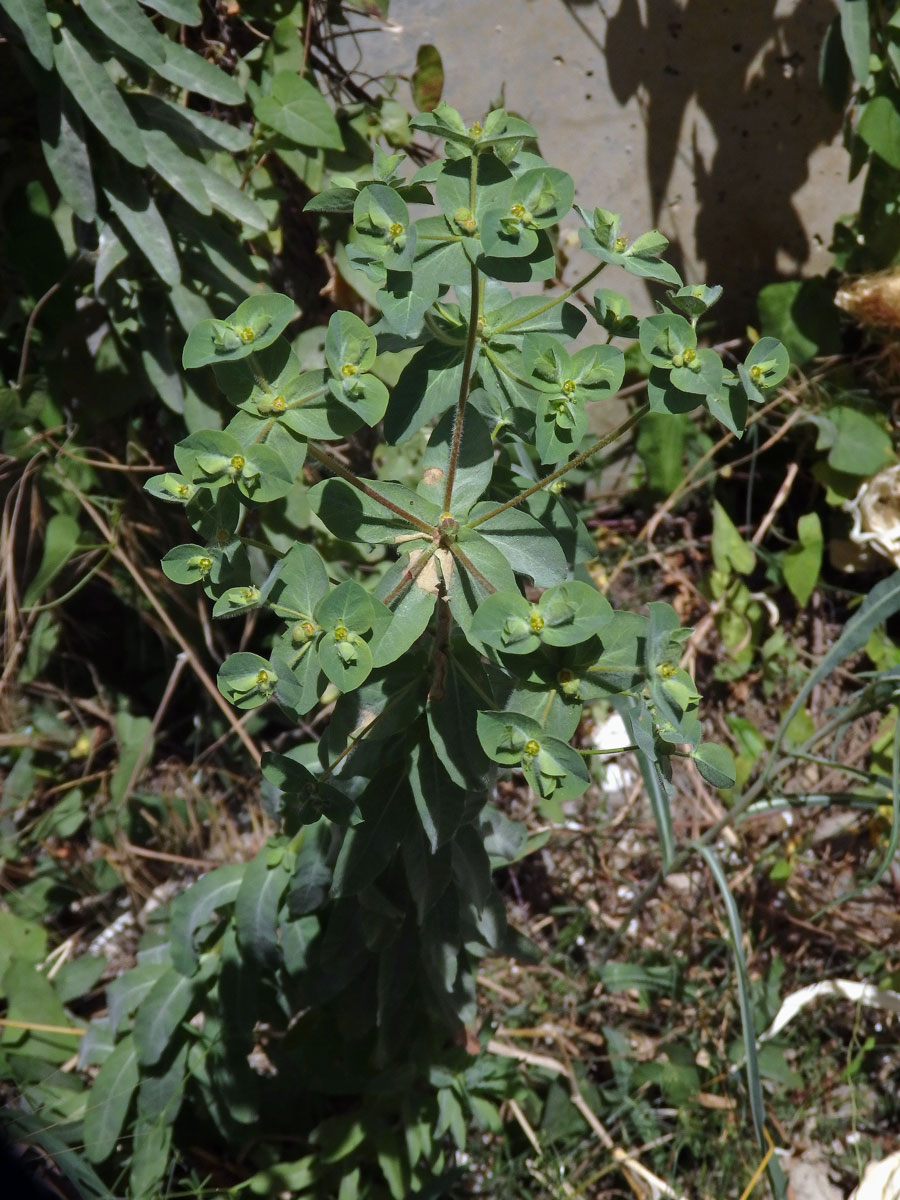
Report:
469,401,650,528
442,262,482,511
307,442,437,536
491,261,606,335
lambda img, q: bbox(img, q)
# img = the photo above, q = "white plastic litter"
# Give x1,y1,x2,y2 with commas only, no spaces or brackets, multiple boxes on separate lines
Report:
758,978,900,1045
849,1150,900,1200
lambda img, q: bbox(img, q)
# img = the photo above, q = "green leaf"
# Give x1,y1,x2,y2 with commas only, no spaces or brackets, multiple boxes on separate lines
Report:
412,42,444,111
854,93,900,166
445,532,517,636
83,1036,139,1163
140,0,200,22
132,968,202,1066
409,738,467,850
782,512,823,608
170,865,245,976
254,72,343,149
757,277,841,366
638,313,696,368
131,92,251,153
739,336,790,402
825,406,893,475
38,81,96,222
235,845,291,969
265,542,329,621
79,0,165,65
0,0,53,69
711,500,755,575
0,912,46,980
819,15,852,111
420,406,493,512
839,0,870,84
1,959,79,1063
129,1117,173,1198
22,513,81,607
471,591,539,655
103,165,180,286
691,743,737,789
160,543,216,587
53,25,147,167
197,164,268,230
331,777,411,896
466,503,567,586
384,342,466,444
156,39,243,104
107,962,168,1035
373,551,439,665
310,478,439,543
426,648,491,790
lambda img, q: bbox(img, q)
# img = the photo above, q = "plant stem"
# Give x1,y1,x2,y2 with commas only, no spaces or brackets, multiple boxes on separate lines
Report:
491,261,606,335
382,542,438,606
469,401,650,528
449,541,496,595
442,261,481,510
307,442,437,536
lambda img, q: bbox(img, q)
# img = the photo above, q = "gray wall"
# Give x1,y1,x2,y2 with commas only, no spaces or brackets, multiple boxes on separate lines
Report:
354,0,857,326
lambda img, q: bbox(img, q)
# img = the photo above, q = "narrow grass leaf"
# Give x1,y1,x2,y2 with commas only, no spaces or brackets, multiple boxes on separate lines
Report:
764,571,900,782
694,844,787,1200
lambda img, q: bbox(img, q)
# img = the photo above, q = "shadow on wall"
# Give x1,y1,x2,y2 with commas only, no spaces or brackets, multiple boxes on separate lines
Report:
566,0,843,326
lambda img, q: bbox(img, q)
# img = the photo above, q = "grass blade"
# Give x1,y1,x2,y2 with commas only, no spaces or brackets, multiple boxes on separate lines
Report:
694,843,787,1199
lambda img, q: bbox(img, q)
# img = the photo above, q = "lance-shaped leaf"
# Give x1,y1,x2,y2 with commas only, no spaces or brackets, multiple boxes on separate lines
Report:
102,162,179,285
384,340,466,444
156,39,244,104
235,844,292,969
374,548,439,665
38,81,96,222
170,864,245,976
331,776,412,896
79,0,166,65
408,738,468,851
133,966,207,1066
53,24,147,167
1,0,53,68
83,1036,139,1162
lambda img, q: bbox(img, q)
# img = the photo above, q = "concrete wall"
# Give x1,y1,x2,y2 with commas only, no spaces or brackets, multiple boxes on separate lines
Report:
354,0,858,328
